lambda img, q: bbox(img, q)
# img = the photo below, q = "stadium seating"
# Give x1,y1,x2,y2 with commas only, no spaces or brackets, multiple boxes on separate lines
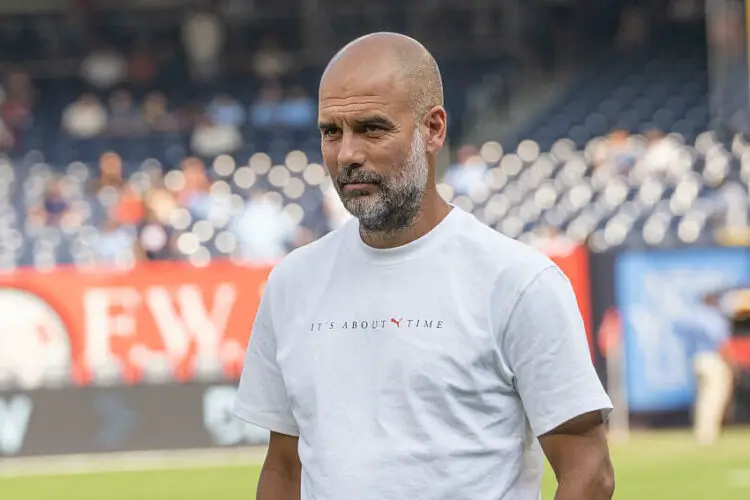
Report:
441,130,749,254
511,37,710,151
4,122,748,274
0,150,334,269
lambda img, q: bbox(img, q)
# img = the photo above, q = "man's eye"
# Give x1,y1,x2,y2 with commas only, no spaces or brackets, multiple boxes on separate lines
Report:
363,125,382,133
322,128,340,138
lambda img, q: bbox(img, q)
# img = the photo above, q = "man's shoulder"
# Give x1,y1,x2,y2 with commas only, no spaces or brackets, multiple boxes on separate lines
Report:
455,210,556,277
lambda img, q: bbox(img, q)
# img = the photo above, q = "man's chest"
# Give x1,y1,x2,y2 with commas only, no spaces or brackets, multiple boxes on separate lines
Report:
274,277,511,423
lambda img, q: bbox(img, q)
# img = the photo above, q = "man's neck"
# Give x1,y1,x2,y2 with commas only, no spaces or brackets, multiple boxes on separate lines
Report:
359,193,453,249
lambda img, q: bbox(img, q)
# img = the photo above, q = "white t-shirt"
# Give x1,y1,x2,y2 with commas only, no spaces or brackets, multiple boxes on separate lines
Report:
234,207,612,500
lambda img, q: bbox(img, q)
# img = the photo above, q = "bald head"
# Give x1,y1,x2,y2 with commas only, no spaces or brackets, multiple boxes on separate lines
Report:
321,32,443,120
317,33,450,239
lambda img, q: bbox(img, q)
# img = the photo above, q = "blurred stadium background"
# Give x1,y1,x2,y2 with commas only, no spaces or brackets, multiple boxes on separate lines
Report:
0,0,750,499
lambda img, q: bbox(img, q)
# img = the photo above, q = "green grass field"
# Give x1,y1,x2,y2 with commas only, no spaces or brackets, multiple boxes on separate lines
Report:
2,428,749,500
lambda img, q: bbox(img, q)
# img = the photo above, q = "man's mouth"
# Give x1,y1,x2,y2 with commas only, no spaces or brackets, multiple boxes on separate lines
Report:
342,182,377,192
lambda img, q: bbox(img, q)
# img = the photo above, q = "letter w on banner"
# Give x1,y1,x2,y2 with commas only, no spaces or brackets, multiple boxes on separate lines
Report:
147,284,236,370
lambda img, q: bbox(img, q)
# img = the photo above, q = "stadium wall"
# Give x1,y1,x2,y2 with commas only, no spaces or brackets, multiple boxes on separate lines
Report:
0,382,267,458
0,260,272,386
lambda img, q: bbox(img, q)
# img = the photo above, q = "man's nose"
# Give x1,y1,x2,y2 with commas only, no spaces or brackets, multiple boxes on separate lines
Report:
337,131,366,169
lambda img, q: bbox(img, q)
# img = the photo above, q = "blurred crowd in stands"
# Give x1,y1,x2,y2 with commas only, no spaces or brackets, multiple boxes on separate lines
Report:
19,147,350,267
0,1,504,269
0,4,351,269
57,81,316,157
0,0,743,271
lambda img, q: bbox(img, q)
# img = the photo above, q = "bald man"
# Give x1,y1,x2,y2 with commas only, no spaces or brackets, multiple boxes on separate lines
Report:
234,33,614,500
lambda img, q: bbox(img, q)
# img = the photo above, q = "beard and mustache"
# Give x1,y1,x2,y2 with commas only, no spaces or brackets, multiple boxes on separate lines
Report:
333,128,429,234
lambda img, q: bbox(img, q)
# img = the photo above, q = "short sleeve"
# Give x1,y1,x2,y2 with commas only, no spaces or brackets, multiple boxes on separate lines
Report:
233,274,299,436
500,266,613,437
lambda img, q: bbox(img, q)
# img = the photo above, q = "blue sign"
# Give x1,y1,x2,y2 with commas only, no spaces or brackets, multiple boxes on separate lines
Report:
615,247,750,412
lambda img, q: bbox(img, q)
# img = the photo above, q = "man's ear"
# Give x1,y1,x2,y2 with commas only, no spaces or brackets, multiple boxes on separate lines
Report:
423,106,447,155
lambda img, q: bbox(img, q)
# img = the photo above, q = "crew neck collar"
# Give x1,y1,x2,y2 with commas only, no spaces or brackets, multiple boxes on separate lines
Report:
350,206,461,265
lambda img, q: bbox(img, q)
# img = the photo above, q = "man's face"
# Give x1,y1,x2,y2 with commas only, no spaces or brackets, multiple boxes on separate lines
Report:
318,70,429,233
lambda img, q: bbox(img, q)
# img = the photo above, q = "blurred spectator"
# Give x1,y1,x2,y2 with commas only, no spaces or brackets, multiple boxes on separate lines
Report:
592,128,641,173
62,93,108,139
714,182,750,245
140,169,180,230
135,200,175,261
250,83,283,129
443,145,487,196
146,185,179,224
191,115,242,157
673,293,733,447
92,151,125,193
142,92,181,133
720,290,750,371
252,36,294,80
181,10,226,83
279,85,316,129
92,215,136,266
231,190,298,262
0,118,16,152
127,46,158,86
178,157,214,219
80,44,127,89
113,184,145,226
1,70,34,131
107,90,146,137
32,178,71,227
207,93,246,127
640,130,680,175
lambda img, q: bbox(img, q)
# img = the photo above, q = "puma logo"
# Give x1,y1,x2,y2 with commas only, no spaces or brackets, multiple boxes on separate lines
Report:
390,317,403,328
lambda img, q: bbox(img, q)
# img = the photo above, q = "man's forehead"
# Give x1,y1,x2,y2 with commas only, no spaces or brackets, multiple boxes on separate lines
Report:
319,59,409,104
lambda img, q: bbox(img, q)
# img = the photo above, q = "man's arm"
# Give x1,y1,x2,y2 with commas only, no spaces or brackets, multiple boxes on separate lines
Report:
231,269,301,498
496,265,615,499
539,411,615,500
257,432,301,500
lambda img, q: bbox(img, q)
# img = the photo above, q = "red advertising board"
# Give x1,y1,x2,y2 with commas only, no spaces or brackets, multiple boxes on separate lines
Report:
548,244,594,357
0,260,271,385
0,246,593,386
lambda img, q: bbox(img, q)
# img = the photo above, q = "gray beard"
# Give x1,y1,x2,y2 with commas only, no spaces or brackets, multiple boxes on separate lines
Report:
335,129,428,236
351,181,424,235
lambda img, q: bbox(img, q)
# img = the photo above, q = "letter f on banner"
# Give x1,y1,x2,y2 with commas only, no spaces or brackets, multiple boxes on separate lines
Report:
0,395,33,456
